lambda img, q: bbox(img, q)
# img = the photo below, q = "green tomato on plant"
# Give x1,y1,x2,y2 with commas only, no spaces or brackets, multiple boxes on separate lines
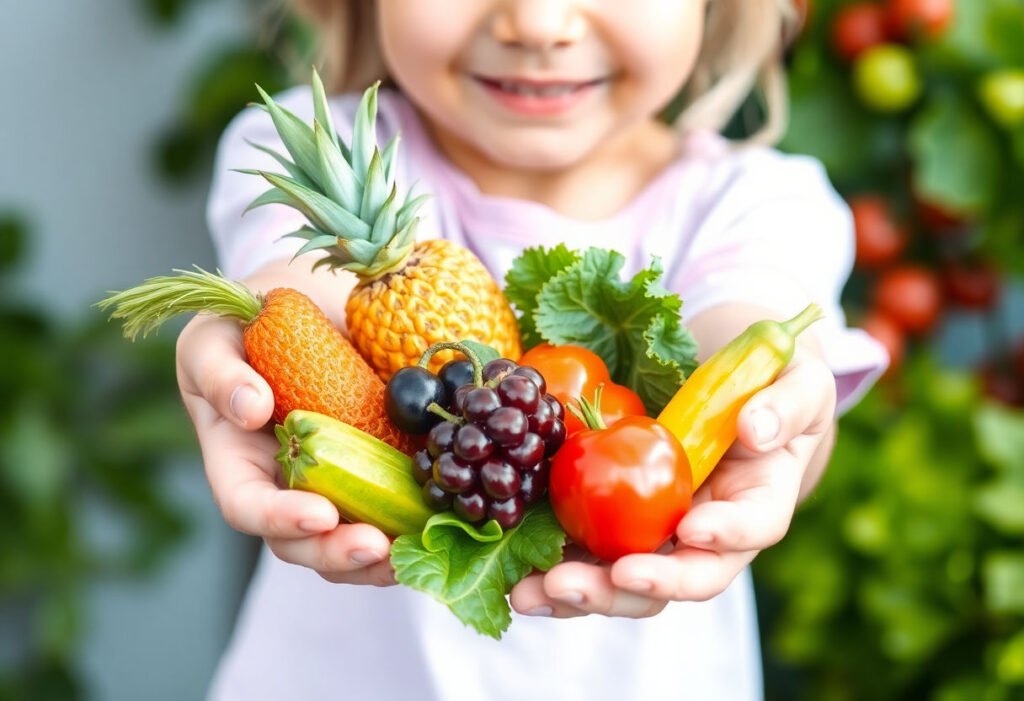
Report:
978,69,1024,129
853,44,922,113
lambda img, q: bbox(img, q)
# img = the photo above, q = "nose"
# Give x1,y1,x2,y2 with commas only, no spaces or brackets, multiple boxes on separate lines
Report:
491,0,588,51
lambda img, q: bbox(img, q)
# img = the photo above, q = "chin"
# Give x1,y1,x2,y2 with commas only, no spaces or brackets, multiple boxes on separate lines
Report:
481,136,593,172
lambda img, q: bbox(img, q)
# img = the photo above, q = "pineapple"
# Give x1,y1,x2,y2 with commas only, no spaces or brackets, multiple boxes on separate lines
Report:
244,71,522,379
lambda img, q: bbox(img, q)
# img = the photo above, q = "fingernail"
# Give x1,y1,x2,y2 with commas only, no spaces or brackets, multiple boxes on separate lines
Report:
523,605,553,617
751,409,780,446
350,550,385,565
553,590,584,605
684,533,714,547
230,385,260,426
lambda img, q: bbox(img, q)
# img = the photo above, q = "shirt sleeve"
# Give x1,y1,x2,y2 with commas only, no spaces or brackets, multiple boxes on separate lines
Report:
205,86,364,280
671,146,888,415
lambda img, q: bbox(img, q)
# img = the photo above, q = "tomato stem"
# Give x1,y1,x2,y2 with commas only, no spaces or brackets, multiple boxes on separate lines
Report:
568,384,607,430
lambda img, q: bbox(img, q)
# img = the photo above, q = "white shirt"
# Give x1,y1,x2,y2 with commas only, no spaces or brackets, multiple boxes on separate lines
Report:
205,88,886,701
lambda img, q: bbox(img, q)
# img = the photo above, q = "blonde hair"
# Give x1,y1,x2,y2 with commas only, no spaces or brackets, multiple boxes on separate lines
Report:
285,0,802,145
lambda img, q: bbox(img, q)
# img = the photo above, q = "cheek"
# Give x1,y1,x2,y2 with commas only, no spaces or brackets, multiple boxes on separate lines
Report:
609,6,706,105
376,2,464,84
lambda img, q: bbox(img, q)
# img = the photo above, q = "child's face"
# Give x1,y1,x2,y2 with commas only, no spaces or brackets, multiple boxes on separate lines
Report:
377,0,708,172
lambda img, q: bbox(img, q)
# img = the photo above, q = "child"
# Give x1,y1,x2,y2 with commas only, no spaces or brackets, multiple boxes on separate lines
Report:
187,1,888,698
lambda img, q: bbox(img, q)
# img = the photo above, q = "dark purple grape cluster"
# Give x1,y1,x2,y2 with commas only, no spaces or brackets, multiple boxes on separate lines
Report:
410,358,567,529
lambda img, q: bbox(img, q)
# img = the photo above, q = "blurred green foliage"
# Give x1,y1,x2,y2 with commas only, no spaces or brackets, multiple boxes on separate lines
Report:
0,214,195,700
756,360,1024,700
754,0,1024,699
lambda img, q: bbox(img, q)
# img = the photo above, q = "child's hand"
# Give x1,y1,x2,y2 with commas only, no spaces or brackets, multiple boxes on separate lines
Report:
175,311,396,587
509,348,837,618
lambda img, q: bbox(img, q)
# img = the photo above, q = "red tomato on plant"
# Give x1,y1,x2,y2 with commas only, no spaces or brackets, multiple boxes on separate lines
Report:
885,0,954,40
832,3,889,62
860,309,906,376
874,265,943,336
850,195,908,268
520,343,645,435
941,260,1001,310
549,414,692,562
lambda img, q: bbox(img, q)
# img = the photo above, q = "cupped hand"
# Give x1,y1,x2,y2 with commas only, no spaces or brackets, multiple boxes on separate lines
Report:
175,312,396,586
509,349,837,618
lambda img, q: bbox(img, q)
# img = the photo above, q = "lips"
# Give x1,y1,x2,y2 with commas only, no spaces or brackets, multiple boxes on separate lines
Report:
472,75,607,116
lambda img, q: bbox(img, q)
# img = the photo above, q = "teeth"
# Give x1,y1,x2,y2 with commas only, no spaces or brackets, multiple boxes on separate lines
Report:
497,81,579,97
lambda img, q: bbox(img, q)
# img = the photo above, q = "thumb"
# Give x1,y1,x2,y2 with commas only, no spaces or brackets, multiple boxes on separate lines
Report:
736,357,835,453
176,315,275,430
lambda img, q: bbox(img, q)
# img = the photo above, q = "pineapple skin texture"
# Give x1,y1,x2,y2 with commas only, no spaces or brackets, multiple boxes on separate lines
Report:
346,239,523,379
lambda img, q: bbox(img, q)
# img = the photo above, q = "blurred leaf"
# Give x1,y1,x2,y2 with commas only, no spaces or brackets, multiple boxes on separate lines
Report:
973,480,1024,534
983,552,1024,614
782,51,875,181
974,402,1024,474
995,629,1024,683
0,213,26,272
909,94,1001,215
0,404,71,508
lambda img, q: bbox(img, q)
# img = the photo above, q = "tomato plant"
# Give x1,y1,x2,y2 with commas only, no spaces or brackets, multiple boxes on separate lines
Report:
940,260,1001,310
884,0,954,40
832,3,889,62
853,43,922,113
549,414,692,562
519,343,645,435
850,195,908,268
860,309,906,375
978,69,1024,129
874,265,943,335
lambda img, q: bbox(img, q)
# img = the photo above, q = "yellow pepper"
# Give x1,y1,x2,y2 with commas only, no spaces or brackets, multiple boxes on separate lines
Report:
657,304,824,490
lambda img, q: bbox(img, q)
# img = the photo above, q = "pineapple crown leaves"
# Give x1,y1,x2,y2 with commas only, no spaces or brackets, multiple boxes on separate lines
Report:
241,70,428,278
95,267,262,340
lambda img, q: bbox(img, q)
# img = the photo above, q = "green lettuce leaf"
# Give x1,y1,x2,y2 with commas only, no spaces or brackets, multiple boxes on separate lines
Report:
503,244,580,348
391,502,565,639
507,246,697,415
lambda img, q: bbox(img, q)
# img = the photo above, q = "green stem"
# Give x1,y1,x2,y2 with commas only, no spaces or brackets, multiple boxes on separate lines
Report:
426,402,463,425
780,303,825,339
567,384,607,431
417,341,484,387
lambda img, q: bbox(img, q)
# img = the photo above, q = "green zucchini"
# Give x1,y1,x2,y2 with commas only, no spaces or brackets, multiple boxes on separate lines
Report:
275,410,433,536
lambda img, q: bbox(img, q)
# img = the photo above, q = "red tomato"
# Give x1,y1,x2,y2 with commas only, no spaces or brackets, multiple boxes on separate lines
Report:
549,416,692,562
914,193,967,237
832,3,889,62
885,0,953,40
850,195,908,268
941,261,1001,310
978,361,1024,408
874,265,943,336
520,344,645,436
860,310,906,376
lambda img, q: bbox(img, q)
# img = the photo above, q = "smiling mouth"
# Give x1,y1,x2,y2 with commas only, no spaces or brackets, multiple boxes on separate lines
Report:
473,75,607,97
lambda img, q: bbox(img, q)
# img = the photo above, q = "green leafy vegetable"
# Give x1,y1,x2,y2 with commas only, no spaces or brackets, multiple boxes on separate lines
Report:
503,244,580,348
391,502,565,639
506,246,698,415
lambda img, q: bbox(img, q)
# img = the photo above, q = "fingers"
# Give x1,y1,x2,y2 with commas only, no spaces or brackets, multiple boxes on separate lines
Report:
736,352,836,453
510,562,667,619
609,548,757,602
176,314,274,430
268,523,396,586
674,492,797,553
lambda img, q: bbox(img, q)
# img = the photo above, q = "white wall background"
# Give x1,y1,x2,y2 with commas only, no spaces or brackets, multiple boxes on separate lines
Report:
1,2,257,699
